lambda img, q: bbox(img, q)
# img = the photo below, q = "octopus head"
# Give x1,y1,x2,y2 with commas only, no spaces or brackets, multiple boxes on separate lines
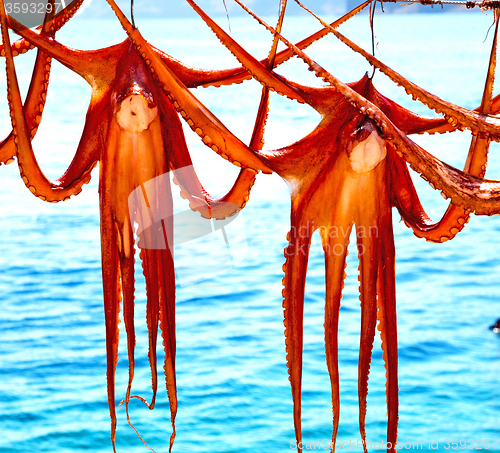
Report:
347,120,387,174
114,84,158,133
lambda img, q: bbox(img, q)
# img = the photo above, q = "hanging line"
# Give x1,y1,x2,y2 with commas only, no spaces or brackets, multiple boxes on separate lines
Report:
222,0,232,34
369,0,377,79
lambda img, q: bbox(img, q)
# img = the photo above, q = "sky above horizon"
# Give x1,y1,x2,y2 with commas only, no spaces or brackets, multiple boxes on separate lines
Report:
71,0,466,19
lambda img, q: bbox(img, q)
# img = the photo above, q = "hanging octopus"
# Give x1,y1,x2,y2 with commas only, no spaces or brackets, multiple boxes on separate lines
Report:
185,0,500,451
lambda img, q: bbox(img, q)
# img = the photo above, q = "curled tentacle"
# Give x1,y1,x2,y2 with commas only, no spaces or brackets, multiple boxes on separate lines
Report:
174,0,288,222
1,14,112,201
1,19,100,201
0,0,56,165
395,13,498,242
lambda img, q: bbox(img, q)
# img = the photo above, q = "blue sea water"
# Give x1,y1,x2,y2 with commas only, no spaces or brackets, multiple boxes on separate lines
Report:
1,4,500,453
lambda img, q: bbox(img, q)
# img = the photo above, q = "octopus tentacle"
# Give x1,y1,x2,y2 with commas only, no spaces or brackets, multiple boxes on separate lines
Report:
421,92,500,134
172,79,263,219
395,131,490,242
321,222,352,450
0,0,84,56
150,45,256,90
404,140,490,242
119,229,144,444
139,249,160,410
0,0,56,165
352,148,395,451
6,15,120,86
186,0,308,105
388,132,500,216
2,16,123,202
99,202,121,453
216,0,288,218
157,247,177,453
250,87,270,150
157,86,257,220
295,0,500,139
397,14,498,242
158,0,370,89
104,0,271,173
129,183,174,443
0,49,51,166
376,221,398,453
356,230,379,451
282,213,312,453
1,1,99,202
249,0,287,149
389,151,434,229
135,249,176,452
168,138,255,220
128,248,175,453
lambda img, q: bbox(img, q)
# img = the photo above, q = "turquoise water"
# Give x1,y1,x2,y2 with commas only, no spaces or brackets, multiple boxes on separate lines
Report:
1,5,500,453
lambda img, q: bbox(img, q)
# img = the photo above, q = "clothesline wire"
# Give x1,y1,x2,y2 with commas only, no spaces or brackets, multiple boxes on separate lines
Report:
379,0,500,9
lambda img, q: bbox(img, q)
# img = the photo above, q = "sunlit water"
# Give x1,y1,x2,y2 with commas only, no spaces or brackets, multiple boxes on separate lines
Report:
0,4,499,453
